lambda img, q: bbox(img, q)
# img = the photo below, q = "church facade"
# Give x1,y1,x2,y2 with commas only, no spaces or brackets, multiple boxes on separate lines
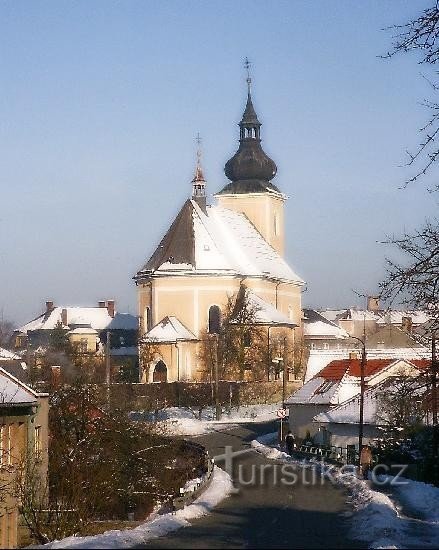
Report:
134,81,305,383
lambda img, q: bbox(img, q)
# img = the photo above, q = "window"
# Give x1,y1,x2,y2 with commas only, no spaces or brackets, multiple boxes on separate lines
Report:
208,305,221,334
314,380,335,395
34,426,42,460
323,342,330,350
144,306,151,332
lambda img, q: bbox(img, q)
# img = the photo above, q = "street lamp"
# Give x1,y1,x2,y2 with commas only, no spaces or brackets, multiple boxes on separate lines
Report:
349,335,367,465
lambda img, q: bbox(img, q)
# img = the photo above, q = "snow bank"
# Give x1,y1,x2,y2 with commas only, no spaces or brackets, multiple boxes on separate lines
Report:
250,436,402,549
131,404,279,436
41,466,233,549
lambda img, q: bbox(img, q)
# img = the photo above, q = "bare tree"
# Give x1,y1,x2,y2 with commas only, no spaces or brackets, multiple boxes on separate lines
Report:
379,220,439,329
384,2,439,189
0,319,15,349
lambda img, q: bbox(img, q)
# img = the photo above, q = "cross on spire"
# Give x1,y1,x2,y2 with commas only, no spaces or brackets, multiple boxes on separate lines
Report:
244,57,252,93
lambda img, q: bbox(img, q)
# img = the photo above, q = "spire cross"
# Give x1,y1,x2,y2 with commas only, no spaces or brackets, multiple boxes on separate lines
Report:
195,132,202,164
244,57,252,93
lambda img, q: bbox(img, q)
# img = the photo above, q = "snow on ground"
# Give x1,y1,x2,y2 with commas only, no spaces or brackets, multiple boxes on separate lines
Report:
250,436,439,549
40,466,233,549
130,404,280,436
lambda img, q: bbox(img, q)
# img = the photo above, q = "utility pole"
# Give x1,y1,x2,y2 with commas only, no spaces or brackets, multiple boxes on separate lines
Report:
432,332,437,425
106,331,111,409
349,334,367,466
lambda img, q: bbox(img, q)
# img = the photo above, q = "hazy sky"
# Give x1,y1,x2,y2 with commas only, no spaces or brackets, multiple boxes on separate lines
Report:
1,1,438,325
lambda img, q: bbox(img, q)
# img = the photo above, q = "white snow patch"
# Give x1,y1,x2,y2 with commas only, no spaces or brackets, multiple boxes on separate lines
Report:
40,466,233,549
131,404,279,436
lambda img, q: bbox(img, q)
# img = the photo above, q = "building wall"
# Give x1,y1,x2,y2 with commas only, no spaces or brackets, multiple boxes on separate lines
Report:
216,193,285,256
288,403,329,439
0,396,49,549
320,423,380,449
138,275,303,383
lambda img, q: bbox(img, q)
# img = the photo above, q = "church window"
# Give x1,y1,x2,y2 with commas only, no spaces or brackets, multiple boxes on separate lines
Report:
208,305,221,334
144,307,151,332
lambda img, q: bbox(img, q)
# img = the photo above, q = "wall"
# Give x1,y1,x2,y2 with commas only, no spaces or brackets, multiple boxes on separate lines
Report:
288,403,329,439
216,192,285,256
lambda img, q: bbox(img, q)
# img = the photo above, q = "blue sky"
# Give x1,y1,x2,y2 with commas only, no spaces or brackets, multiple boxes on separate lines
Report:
1,1,437,324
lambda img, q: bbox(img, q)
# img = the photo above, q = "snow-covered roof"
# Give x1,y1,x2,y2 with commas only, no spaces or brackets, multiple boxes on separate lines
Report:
285,376,342,405
0,366,43,407
303,309,348,339
246,292,297,327
135,200,304,285
313,388,380,425
142,316,197,343
376,310,431,326
18,307,138,333
304,347,432,382
0,347,20,360
287,357,428,406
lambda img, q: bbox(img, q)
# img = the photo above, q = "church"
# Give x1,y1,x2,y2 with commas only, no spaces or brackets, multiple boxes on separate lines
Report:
134,75,305,383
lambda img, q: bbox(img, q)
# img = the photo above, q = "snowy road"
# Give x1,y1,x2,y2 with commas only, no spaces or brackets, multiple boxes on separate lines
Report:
136,421,363,549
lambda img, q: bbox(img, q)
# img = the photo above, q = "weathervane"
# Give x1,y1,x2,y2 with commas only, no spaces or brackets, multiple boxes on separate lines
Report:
244,57,252,93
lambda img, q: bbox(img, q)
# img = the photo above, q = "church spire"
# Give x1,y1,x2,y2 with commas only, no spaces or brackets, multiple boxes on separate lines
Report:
220,59,278,195
191,133,207,211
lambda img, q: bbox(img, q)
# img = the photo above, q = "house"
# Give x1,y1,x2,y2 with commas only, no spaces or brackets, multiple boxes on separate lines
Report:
134,77,304,383
312,374,426,448
14,300,139,379
302,308,349,350
286,356,429,441
0,367,49,548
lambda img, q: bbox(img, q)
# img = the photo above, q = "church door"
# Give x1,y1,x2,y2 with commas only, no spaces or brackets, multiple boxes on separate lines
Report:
153,360,167,383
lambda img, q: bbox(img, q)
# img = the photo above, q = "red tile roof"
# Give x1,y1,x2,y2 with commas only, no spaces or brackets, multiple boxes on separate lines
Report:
317,358,413,380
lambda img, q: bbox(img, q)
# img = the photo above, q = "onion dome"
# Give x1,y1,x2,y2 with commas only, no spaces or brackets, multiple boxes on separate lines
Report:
220,87,279,195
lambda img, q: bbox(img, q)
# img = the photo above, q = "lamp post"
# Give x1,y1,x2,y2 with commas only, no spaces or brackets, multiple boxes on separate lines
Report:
349,335,367,465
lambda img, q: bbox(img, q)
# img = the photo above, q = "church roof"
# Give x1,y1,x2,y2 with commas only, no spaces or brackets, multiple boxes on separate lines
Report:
134,199,304,284
141,316,197,343
246,291,297,326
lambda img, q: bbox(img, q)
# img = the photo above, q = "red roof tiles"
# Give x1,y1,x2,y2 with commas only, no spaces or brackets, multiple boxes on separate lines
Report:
317,358,426,381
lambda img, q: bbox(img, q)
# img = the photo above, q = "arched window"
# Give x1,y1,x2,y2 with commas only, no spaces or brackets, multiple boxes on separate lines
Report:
153,360,167,383
144,306,151,333
208,305,221,334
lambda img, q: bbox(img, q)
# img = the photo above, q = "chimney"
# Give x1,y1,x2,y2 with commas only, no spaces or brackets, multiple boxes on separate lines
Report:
367,296,380,312
98,300,106,308
46,300,54,312
107,300,115,318
402,316,413,333
61,308,68,326
349,351,358,360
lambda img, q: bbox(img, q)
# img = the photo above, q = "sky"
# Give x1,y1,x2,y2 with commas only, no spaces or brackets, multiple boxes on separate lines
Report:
1,0,438,325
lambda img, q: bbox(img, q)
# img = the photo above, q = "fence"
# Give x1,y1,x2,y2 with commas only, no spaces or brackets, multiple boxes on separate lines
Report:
172,444,214,511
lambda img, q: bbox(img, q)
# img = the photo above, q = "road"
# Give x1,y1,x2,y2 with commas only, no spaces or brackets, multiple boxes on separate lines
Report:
137,421,364,549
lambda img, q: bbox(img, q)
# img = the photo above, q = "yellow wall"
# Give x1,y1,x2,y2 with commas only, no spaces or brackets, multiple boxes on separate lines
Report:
0,395,48,549
138,275,302,383
216,193,285,256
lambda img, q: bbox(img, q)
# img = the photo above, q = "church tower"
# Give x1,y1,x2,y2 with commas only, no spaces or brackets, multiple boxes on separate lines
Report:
215,60,286,256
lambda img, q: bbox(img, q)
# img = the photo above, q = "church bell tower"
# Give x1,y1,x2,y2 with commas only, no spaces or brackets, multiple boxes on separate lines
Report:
215,59,286,256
